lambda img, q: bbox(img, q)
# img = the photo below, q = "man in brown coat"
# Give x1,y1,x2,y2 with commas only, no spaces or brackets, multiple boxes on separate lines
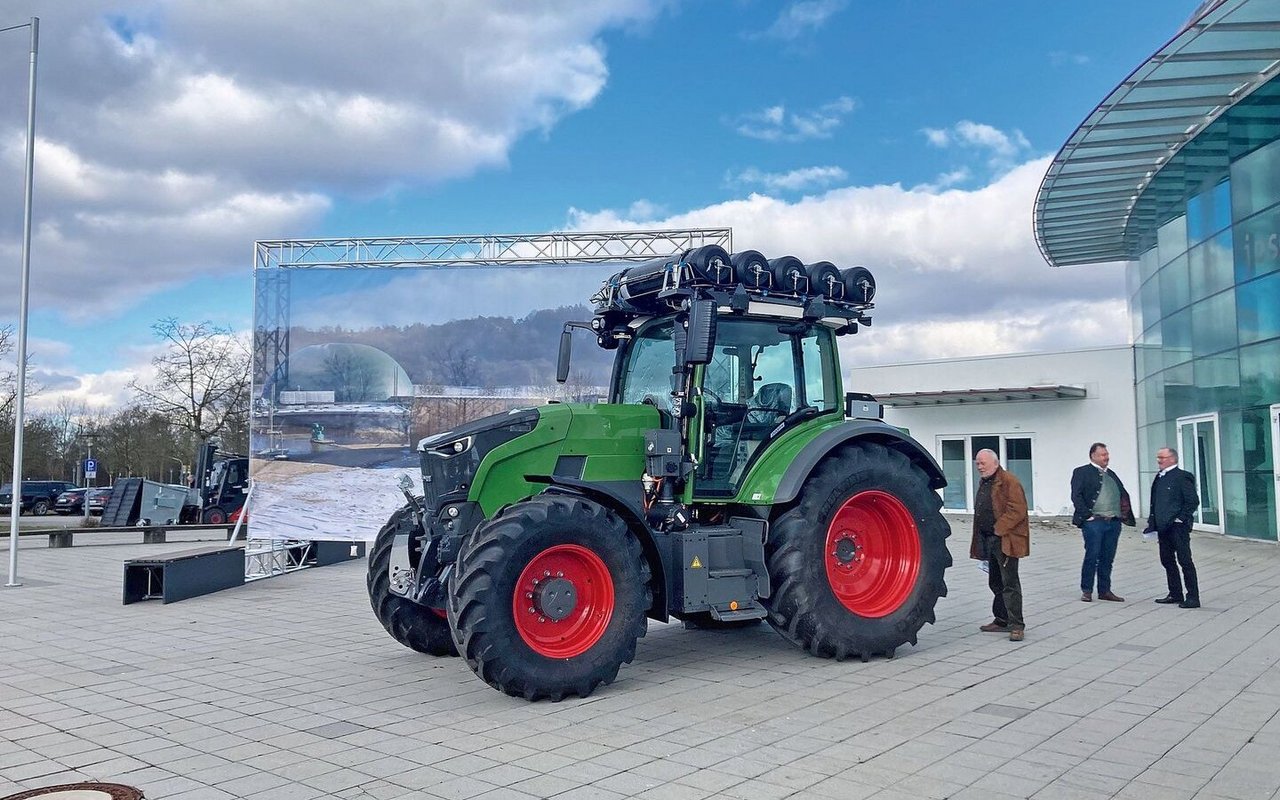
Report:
969,448,1030,641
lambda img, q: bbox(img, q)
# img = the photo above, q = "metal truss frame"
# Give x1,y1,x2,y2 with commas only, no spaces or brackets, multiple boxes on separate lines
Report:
253,228,732,270
251,228,732,394
243,538,315,582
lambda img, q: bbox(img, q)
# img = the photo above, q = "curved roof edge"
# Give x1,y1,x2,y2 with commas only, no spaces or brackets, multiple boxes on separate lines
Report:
1035,0,1280,267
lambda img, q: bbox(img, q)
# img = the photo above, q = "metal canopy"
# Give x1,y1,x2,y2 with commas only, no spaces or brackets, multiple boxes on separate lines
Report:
1035,0,1280,267
878,385,1088,407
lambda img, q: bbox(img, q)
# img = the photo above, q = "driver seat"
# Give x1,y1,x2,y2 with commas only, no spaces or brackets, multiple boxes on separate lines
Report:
746,383,792,424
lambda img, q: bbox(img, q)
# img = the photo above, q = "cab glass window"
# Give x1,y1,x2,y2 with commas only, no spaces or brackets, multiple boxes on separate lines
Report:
617,320,676,412
697,319,836,496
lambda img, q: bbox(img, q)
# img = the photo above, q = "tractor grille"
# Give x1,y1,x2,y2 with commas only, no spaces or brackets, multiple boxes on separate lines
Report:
417,409,537,512
420,448,481,512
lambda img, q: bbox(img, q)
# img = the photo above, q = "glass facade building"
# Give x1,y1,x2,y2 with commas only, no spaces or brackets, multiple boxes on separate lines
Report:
1132,101,1280,541
1037,0,1280,542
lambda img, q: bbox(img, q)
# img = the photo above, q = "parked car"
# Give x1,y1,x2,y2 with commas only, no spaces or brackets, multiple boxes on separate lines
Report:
0,480,78,515
87,487,112,516
55,488,89,515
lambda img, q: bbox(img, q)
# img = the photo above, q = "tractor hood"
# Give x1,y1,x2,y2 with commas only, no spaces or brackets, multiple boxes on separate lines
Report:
417,406,540,455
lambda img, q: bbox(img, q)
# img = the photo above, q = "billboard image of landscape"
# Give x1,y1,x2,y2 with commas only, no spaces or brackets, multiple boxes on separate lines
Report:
250,261,619,541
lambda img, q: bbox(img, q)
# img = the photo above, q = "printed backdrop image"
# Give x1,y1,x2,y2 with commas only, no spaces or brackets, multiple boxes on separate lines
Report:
250,261,620,541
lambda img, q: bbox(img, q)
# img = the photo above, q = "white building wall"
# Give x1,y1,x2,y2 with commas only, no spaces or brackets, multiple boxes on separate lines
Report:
849,346,1139,518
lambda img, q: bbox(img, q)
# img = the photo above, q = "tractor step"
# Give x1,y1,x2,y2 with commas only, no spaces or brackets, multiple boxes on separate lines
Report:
708,603,767,622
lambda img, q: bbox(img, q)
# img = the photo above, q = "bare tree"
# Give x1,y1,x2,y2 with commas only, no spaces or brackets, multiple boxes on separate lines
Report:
129,318,250,450
0,325,15,420
436,343,476,387
323,347,378,402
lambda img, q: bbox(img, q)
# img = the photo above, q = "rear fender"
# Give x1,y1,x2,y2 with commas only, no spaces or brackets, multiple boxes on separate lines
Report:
774,421,946,505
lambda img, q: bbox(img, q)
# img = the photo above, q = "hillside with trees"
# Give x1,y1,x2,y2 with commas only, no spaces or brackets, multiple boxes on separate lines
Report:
288,304,615,389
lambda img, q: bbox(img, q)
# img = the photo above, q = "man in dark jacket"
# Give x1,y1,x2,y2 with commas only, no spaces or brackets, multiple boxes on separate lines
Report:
1148,446,1200,609
969,449,1030,642
1070,442,1136,603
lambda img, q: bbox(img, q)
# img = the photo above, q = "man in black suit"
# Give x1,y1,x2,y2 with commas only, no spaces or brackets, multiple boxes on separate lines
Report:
1148,447,1200,609
1070,442,1136,603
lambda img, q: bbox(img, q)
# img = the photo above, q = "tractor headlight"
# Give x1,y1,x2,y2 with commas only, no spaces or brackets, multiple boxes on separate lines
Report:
430,436,473,458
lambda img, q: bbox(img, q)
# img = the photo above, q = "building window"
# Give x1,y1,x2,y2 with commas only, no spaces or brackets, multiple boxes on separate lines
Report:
1231,137,1280,221
937,434,1035,512
940,439,967,510
1187,179,1231,246
1157,213,1188,266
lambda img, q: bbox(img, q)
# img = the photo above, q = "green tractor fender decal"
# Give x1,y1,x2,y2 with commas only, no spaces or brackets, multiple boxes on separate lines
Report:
773,421,947,504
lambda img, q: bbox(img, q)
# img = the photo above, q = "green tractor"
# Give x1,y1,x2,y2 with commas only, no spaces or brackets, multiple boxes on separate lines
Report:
368,246,951,700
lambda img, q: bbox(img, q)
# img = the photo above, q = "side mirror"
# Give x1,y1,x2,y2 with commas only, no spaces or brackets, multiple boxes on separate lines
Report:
684,299,717,365
556,329,572,383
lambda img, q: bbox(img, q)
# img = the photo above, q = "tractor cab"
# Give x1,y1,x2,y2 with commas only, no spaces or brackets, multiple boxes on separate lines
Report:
614,313,842,498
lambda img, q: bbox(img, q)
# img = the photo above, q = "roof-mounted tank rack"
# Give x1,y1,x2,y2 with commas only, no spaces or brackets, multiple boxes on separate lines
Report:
589,246,876,348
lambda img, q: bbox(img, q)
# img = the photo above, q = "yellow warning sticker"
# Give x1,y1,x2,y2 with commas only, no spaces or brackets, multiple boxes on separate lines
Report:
690,556,703,569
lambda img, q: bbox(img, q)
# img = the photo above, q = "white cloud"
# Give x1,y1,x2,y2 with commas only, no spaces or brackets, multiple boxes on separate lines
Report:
728,165,849,193
0,1,665,323
25,367,143,413
922,120,1033,169
567,156,1130,365
732,97,856,142
749,0,848,41
912,167,972,192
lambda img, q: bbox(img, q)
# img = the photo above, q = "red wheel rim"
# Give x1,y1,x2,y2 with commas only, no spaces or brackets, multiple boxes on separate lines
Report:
513,544,614,658
824,490,921,618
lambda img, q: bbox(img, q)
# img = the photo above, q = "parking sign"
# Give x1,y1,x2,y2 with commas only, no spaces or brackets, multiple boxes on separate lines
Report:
85,458,97,479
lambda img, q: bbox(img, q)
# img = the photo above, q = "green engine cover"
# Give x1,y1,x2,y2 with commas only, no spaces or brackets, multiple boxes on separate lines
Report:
469,403,659,517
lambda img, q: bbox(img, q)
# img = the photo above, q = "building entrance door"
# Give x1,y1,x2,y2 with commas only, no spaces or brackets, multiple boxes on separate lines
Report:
1177,414,1224,533
1272,404,1279,541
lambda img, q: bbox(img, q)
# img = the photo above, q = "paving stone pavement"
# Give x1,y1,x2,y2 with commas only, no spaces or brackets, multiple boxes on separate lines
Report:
2,519,1279,800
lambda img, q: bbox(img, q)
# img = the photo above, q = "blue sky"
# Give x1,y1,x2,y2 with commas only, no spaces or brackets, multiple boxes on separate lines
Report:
0,0,1199,411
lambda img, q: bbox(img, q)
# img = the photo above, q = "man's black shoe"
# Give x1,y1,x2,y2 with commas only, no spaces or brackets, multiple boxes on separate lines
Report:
1178,599,1200,609
1154,596,1182,604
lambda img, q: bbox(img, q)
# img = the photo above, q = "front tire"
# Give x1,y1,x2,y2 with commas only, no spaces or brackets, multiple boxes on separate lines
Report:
449,494,651,701
32,499,50,516
202,506,227,525
763,441,951,660
367,504,457,657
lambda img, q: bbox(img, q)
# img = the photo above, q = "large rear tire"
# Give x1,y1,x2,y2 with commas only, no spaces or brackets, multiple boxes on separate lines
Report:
449,494,651,701
763,441,950,659
367,504,457,657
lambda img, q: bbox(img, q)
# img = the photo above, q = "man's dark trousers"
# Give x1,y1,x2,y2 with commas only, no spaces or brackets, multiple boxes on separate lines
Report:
1158,525,1198,602
1150,466,1200,603
986,549,1023,630
1081,518,1122,595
